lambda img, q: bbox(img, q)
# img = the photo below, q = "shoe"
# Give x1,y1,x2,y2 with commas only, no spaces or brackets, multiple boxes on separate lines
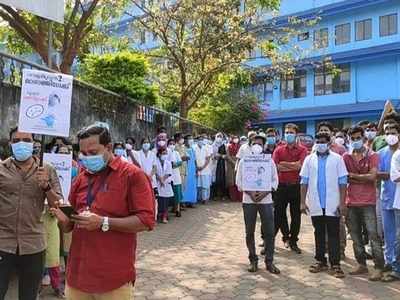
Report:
284,240,290,249
368,269,383,281
260,249,265,256
42,274,50,286
248,261,258,273
162,219,168,224
381,272,400,282
201,200,206,205
329,265,345,278
266,263,280,274
309,262,328,273
290,244,302,254
349,265,369,275
176,211,181,217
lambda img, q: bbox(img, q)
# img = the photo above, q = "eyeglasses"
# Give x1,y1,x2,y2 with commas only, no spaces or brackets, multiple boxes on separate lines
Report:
12,138,33,143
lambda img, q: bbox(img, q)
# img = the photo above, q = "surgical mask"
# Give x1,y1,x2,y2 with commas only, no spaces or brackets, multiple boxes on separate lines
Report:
160,154,168,161
168,144,175,151
266,137,276,145
316,143,328,154
114,149,125,157
79,154,106,173
351,139,364,150
142,143,150,151
232,138,239,144
216,137,223,143
285,133,296,144
178,139,185,145
125,143,133,150
198,139,204,146
71,167,78,179
251,144,263,154
188,139,194,146
385,134,399,146
364,131,377,141
157,140,166,147
335,137,345,146
12,142,33,162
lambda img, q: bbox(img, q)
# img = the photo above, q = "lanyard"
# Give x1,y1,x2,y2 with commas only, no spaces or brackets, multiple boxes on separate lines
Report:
86,168,112,208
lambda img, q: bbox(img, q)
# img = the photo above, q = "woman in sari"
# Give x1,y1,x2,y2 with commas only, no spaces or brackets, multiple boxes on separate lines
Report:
227,135,242,202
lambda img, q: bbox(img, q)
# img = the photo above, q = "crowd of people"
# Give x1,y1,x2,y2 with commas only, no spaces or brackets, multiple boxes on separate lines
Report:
1,113,400,300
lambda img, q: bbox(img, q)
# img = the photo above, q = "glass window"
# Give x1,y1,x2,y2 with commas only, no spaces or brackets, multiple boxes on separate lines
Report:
355,19,372,41
314,63,351,96
314,28,329,48
335,23,351,45
298,32,309,41
265,82,273,101
380,14,398,37
281,70,307,100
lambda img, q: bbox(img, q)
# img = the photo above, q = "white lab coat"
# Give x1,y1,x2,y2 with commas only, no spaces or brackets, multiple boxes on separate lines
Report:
155,158,174,197
390,149,400,209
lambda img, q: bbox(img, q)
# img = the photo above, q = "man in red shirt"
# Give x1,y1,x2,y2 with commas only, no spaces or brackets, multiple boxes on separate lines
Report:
52,124,155,299
272,123,308,254
343,125,384,281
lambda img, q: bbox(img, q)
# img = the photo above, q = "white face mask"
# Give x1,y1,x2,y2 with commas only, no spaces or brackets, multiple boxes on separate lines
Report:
125,143,133,150
168,144,175,151
178,139,185,145
158,140,166,147
216,137,223,143
335,137,345,146
385,134,399,146
232,138,239,144
251,144,263,154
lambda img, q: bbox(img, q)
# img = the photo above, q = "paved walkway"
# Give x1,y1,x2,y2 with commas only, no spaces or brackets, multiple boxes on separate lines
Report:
8,201,400,299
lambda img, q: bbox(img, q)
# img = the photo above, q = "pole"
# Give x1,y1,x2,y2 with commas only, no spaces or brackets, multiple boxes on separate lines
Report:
40,21,53,167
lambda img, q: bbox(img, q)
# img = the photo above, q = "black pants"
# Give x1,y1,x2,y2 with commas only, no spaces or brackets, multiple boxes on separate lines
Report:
311,215,341,266
0,250,44,300
274,183,301,245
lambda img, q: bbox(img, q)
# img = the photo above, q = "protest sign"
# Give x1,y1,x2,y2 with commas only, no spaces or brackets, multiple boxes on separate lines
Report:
0,0,64,23
242,154,272,191
43,153,72,204
18,69,73,137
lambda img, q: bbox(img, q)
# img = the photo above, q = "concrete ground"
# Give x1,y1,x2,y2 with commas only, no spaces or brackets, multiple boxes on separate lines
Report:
6,201,400,300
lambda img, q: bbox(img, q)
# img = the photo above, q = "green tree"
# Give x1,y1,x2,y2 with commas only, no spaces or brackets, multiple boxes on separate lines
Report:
0,0,129,73
79,51,157,105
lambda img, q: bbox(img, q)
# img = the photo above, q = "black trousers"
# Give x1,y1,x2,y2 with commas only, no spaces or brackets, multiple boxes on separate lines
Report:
311,215,340,266
274,183,301,245
0,250,44,300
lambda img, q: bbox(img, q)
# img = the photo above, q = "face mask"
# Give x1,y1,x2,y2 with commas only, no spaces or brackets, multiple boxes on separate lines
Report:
12,142,33,162
160,154,168,161
335,137,345,146
80,154,106,173
178,139,185,145
232,138,239,144
142,143,150,151
285,133,296,144
316,143,328,154
385,134,399,146
266,137,276,145
71,167,78,179
125,143,133,151
351,139,364,150
364,131,377,141
157,140,166,147
216,137,223,143
251,144,263,154
198,139,204,146
114,149,125,157
188,139,194,146
168,145,175,151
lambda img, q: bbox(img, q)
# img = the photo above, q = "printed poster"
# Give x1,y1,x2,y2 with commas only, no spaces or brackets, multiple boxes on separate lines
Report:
18,69,73,137
43,153,72,204
242,154,272,192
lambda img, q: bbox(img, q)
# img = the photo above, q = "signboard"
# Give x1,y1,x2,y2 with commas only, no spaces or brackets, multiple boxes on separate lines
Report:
18,69,73,137
0,0,64,23
43,153,72,203
242,154,272,191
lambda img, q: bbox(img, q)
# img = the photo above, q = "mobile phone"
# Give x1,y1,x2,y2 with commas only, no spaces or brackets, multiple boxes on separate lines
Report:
59,206,77,218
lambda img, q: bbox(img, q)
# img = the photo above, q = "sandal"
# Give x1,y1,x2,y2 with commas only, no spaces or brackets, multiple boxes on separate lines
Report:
309,262,328,273
330,265,345,278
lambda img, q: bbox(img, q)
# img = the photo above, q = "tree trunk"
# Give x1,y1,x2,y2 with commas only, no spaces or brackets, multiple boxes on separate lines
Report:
179,95,190,132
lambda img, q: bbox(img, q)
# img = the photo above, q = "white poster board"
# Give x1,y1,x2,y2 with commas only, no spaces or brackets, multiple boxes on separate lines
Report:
242,154,272,192
0,0,64,23
18,69,73,137
43,153,72,204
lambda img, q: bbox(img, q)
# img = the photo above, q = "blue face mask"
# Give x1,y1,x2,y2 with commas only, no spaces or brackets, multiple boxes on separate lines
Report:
285,133,296,144
316,143,329,154
71,166,78,179
12,142,33,162
142,143,150,151
80,154,106,173
266,137,276,145
114,149,125,157
351,139,364,150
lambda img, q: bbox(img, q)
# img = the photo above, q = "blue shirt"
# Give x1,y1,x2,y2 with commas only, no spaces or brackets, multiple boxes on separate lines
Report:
378,146,396,210
301,153,347,209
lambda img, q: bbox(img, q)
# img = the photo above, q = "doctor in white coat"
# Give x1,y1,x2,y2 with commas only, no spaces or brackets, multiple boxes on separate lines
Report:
300,133,348,278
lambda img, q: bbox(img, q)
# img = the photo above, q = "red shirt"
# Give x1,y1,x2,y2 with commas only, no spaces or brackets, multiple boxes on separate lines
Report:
343,150,379,206
272,143,308,184
330,143,346,156
67,157,155,293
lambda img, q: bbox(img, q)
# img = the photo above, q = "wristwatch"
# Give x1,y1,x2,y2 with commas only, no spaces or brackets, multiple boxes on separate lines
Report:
101,217,110,232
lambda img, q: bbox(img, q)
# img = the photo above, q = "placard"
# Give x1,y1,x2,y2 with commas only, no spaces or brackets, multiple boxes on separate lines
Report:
18,69,73,137
43,153,72,204
242,154,272,191
0,0,64,23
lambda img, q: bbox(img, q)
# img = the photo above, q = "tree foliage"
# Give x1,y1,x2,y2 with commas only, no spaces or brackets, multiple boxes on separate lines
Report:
0,0,129,73
79,51,157,105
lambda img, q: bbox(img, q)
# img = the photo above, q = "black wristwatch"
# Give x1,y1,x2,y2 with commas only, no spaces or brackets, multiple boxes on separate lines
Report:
42,183,52,193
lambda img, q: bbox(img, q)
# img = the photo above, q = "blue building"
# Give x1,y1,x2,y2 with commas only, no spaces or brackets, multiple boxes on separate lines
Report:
247,0,400,135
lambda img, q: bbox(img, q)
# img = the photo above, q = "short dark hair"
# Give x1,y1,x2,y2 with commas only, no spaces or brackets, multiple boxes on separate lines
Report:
315,132,331,142
77,125,111,145
167,138,175,145
284,123,299,133
385,124,400,134
348,125,364,137
9,127,34,141
125,136,136,144
317,121,334,132
157,126,167,134
113,142,124,150
367,122,378,130
266,128,276,135
174,132,183,141
140,137,150,145
384,112,400,124
253,135,266,145
184,134,192,140
357,120,370,127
